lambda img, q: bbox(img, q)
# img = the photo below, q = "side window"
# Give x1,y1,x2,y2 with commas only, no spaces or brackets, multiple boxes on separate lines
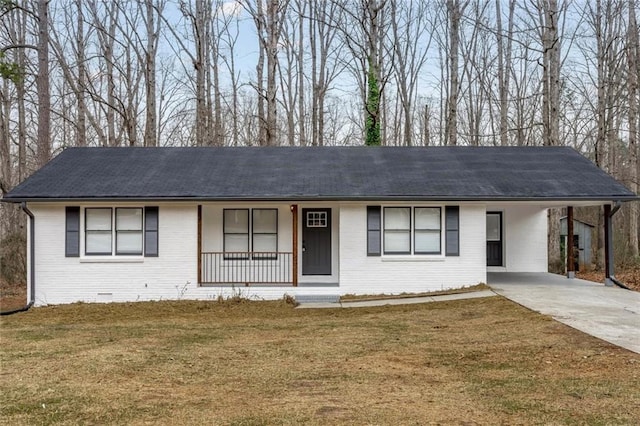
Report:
252,209,278,259
414,207,441,254
383,207,411,254
85,208,113,255
80,207,158,257
223,209,249,259
115,208,143,255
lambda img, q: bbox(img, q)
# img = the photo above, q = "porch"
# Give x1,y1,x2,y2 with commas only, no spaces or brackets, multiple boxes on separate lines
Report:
197,203,340,286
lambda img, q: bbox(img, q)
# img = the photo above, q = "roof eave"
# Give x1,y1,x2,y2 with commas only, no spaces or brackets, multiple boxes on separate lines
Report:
3,195,639,203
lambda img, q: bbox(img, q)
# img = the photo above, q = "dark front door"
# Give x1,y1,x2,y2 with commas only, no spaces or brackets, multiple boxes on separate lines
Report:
486,212,503,266
302,208,332,275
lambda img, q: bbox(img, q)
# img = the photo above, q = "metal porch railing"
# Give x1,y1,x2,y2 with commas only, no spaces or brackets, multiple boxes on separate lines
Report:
200,252,293,285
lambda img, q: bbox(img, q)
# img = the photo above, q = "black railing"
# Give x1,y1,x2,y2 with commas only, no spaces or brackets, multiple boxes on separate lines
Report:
200,252,293,284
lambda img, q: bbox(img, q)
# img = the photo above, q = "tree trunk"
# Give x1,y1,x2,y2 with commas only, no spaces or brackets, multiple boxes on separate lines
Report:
628,0,639,257
265,0,281,146
36,0,51,166
446,0,465,146
297,0,305,147
75,0,86,147
143,0,158,147
495,0,514,146
254,0,267,145
540,0,560,147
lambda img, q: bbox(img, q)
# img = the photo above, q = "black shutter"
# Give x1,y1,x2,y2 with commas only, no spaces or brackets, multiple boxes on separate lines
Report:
65,206,80,257
144,207,159,257
445,206,459,256
367,206,381,256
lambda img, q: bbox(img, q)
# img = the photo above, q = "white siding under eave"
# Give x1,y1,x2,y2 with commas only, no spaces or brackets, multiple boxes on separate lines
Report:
30,202,341,305
31,203,199,305
503,205,548,272
338,204,487,295
488,204,548,272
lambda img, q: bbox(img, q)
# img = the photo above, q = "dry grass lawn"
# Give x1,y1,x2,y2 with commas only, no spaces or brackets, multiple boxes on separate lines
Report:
1,296,639,425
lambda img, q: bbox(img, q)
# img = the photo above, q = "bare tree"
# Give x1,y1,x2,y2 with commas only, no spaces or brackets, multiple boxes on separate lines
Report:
627,0,638,257
495,0,515,146
142,0,164,147
309,0,345,146
390,0,432,146
36,0,50,166
445,0,468,146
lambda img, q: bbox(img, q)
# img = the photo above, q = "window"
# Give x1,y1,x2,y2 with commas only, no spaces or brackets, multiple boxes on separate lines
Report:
116,208,143,255
223,208,278,259
414,207,441,254
307,211,327,227
85,208,112,255
382,206,443,255
81,207,158,256
253,209,278,259
384,207,411,254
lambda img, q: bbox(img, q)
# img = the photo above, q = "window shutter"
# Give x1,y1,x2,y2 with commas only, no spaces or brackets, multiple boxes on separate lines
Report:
144,207,159,257
65,206,80,257
445,206,460,256
367,206,381,256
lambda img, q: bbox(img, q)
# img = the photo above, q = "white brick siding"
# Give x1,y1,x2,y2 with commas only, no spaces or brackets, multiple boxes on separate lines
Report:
338,204,487,294
31,203,198,305
27,201,548,305
502,205,548,272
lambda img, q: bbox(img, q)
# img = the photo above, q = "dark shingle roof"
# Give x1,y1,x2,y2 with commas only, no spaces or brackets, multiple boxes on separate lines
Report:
2,146,637,202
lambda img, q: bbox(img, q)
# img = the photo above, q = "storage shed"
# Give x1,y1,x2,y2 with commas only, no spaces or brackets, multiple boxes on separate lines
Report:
560,217,594,271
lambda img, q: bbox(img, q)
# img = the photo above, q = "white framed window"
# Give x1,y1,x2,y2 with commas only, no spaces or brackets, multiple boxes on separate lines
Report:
382,206,442,255
384,207,411,254
414,207,441,254
115,208,143,255
306,211,327,227
223,209,249,257
83,207,155,256
85,208,112,255
252,209,278,259
223,208,278,259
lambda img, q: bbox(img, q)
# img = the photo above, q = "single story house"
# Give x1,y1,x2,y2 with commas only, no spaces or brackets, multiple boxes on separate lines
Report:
2,146,637,306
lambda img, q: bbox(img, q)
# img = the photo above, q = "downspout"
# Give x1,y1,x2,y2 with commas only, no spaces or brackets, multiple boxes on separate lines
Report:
605,201,630,290
0,202,35,315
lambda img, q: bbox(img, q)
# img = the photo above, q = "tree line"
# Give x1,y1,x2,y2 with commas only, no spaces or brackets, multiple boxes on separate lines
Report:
0,0,638,270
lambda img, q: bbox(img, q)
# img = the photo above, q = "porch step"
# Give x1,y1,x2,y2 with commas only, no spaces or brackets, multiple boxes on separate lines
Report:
295,294,340,304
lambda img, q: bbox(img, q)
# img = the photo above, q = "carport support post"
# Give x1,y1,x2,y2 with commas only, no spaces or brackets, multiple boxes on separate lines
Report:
567,206,575,278
604,203,614,287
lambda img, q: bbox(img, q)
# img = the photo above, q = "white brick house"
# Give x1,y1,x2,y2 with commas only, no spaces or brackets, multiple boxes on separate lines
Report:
3,146,637,306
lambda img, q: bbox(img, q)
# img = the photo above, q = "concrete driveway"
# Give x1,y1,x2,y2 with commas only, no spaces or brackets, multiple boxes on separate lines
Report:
489,272,640,354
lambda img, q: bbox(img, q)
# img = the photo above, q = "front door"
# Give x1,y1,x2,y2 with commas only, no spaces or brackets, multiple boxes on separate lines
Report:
302,208,332,275
486,212,503,266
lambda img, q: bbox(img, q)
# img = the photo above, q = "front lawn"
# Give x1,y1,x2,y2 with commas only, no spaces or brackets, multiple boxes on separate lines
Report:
1,297,638,424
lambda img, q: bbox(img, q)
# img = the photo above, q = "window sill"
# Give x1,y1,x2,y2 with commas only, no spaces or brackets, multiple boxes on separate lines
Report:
79,257,144,264
381,256,445,262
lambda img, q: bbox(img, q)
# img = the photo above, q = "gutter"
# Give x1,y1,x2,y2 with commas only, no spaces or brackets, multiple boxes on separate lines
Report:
1,202,35,315
606,201,630,290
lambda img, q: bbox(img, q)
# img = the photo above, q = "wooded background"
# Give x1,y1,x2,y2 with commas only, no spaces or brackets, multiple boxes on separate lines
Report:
0,0,638,284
